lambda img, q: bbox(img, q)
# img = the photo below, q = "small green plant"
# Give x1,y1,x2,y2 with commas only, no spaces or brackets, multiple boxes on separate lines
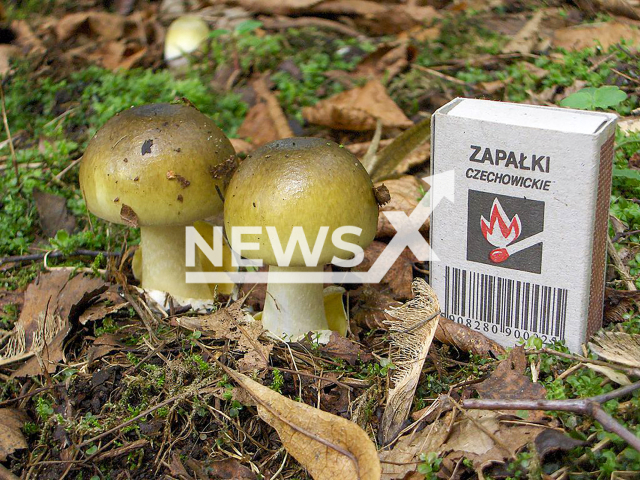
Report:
560,86,628,111
270,368,284,393
35,396,54,421
417,452,442,479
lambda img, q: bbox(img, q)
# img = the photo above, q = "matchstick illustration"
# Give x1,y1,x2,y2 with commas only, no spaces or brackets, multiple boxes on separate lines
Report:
489,233,543,263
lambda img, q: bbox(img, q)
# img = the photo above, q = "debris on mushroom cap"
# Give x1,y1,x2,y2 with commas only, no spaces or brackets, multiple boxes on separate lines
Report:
224,137,379,267
79,103,235,227
164,15,209,63
374,184,391,206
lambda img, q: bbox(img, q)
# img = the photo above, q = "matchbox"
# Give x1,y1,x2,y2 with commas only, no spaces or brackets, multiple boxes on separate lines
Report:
430,98,617,353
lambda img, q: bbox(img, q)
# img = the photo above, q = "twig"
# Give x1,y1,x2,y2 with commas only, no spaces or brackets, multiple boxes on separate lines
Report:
49,157,82,185
361,119,383,173
0,250,121,266
530,347,640,377
0,83,18,185
259,15,365,39
607,237,637,291
462,380,640,452
414,64,484,92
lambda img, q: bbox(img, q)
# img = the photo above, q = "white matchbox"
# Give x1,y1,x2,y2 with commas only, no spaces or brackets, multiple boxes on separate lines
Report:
429,98,617,353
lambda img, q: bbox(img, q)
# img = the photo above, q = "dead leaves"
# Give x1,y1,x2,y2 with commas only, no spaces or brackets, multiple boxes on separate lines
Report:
0,409,30,461
553,22,640,51
33,189,76,239
303,79,412,131
589,330,640,369
375,176,429,239
380,279,440,444
0,270,107,376
228,368,381,480
435,315,507,357
237,77,294,147
177,302,272,371
55,12,125,42
474,346,547,421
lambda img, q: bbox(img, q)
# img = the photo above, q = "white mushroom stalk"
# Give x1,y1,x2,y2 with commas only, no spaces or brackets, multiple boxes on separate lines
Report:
224,137,379,338
262,266,327,338
140,225,211,301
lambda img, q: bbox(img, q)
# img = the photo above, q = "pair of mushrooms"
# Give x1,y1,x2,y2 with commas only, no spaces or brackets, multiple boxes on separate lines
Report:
80,103,379,338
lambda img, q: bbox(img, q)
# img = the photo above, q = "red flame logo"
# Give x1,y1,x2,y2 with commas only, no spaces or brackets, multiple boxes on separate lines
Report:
481,198,521,250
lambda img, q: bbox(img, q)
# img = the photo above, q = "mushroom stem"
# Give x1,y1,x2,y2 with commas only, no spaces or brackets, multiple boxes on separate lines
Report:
140,225,211,301
262,265,328,338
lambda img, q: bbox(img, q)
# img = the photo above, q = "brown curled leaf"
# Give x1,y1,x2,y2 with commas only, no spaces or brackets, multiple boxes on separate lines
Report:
120,204,139,227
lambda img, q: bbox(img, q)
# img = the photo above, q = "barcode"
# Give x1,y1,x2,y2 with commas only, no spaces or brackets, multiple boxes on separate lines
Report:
444,266,567,339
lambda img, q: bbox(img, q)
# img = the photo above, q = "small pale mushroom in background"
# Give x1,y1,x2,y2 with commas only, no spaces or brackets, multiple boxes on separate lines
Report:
164,15,209,68
80,103,236,305
224,138,379,339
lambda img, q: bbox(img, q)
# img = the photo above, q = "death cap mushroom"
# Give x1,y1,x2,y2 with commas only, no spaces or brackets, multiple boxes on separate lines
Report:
80,102,236,303
224,137,379,338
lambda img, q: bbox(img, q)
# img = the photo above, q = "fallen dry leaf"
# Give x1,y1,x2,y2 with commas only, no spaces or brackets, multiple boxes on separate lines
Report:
1,271,107,376
79,289,128,325
375,176,429,239
227,368,381,480
317,331,373,365
502,10,546,54
474,346,547,421
595,0,640,21
55,12,125,42
355,241,417,300
368,116,431,182
229,138,254,155
0,409,30,461
303,79,412,131
11,20,46,56
553,22,640,50
310,1,439,35
380,279,440,444
206,458,256,480
238,0,324,15
589,330,640,369
33,189,76,238
350,286,400,331
237,77,293,146
435,315,506,357
352,42,416,81
604,288,640,324
0,45,18,77
177,302,272,371
379,410,453,479
347,139,429,177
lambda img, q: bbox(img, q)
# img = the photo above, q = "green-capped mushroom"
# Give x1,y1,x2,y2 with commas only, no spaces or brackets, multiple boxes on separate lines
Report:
80,103,235,303
224,137,378,338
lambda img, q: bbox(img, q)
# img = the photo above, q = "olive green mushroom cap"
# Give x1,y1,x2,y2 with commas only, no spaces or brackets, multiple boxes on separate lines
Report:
79,103,235,226
224,137,378,267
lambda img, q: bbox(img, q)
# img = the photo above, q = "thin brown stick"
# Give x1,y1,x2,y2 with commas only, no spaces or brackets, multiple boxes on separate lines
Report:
462,380,640,452
0,83,18,185
0,250,121,266
532,347,640,377
259,15,364,39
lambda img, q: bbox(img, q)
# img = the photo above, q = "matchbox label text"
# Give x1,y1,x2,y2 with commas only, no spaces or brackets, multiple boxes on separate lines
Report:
467,145,553,191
